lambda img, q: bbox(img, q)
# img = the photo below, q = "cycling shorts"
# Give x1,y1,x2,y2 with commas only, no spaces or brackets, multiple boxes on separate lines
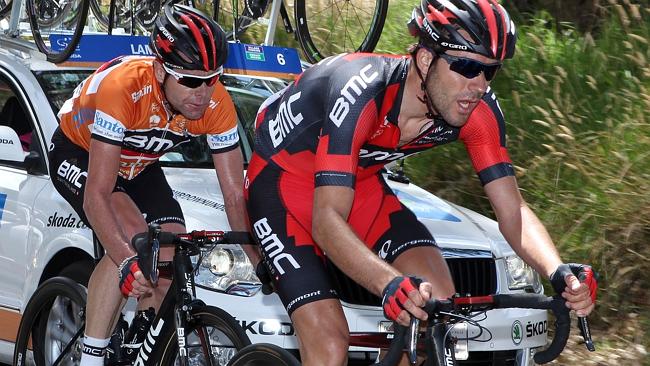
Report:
49,128,185,229
245,162,438,315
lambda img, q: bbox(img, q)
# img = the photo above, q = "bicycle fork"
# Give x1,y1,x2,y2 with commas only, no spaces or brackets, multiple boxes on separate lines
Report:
425,321,457,366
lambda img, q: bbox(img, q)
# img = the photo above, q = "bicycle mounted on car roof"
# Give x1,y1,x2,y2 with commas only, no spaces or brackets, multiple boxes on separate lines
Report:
0,0,388,64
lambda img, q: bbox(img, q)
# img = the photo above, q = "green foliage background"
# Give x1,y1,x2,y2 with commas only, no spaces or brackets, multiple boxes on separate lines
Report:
375,0,650,357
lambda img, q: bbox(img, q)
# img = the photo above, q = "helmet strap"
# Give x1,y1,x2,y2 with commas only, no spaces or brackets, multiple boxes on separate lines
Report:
413,48,437,119
159,73,181,119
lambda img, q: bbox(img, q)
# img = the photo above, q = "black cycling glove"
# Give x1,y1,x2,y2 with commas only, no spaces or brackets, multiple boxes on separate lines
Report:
381,276,423,321
549,263,598,303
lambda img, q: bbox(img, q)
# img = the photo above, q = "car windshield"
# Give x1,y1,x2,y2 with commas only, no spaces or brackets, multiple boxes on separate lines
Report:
33,70,93,112
34,69,286,167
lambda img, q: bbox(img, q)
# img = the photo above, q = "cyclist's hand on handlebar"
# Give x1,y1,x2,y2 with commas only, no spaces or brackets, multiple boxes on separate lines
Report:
381,276,431,326
118,256,154,298
550,263,598,317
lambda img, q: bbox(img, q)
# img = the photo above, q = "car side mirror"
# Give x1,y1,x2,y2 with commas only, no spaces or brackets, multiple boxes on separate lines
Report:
0,125,25,163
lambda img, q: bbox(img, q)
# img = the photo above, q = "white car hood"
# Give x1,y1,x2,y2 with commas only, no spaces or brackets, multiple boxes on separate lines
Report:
163,167,514,259
386,179,514,258
163,167,231,231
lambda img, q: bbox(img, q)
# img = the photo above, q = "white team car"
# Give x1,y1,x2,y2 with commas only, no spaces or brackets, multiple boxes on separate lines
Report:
0,36,548,365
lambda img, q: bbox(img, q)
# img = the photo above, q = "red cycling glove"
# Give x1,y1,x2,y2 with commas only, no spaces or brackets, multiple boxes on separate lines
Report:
119,257,142,297
381,276,423,321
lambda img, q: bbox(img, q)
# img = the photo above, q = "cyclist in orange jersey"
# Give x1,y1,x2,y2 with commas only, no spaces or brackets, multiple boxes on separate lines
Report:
50,4,258,365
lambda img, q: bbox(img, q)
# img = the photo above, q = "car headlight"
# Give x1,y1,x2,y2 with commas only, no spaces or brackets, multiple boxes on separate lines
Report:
504,255,542,292
192,244,261,296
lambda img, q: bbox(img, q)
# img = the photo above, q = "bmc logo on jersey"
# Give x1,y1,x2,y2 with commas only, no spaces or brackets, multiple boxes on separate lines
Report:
124,135,174,152
329,64,378,127
269,92,303,148
359,149,405,162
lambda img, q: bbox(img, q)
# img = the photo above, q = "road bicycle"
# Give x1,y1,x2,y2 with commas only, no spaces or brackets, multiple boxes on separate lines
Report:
0,0,90,63
13,224,253,365
88,0,160,34
211,0,388,63
3,0,389,65
81,0,389,64
226,293,596,365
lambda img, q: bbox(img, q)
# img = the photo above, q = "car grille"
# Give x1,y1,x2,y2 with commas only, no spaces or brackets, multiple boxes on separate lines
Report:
326,256,497,306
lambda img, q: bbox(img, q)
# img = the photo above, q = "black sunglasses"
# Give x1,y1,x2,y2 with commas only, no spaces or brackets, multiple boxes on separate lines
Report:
164,65,222,89
438,53,501,81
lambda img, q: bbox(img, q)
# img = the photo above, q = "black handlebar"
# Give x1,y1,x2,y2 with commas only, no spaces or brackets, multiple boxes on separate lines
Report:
377,293,590,365
493,294,570,364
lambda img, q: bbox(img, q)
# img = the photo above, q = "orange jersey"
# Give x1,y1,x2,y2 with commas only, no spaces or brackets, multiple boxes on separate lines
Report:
58,56,238,179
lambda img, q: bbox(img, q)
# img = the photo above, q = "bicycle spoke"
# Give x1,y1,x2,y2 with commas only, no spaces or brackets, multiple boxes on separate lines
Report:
304,0,379,56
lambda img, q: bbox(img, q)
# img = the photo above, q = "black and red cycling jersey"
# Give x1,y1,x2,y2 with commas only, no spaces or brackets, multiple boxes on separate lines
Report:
248,52,514,187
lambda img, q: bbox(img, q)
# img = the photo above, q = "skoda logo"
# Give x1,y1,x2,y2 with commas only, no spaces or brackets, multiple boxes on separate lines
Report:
511,320,523,345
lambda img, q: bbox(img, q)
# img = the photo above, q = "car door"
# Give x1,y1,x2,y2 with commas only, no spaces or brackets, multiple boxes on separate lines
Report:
0,68,49,326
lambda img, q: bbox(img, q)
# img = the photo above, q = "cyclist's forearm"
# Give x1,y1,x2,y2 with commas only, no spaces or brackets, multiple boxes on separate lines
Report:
499,203,562,278
223,193,261,264
312,207,400,296
84,191,135,265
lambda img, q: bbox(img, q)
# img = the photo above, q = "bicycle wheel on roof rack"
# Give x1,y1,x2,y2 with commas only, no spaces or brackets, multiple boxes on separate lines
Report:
208,0,260,42
88,0,132,32
26,0,90,63
294,0,388,63
0,0,12,20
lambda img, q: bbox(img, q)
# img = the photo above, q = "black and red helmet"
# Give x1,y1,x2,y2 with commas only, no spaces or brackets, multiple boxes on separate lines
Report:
151,4,228,71
407,0,517,61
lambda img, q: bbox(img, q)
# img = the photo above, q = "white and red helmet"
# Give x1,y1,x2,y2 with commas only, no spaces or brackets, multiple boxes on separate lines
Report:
151,4,228,71
408,0,517,61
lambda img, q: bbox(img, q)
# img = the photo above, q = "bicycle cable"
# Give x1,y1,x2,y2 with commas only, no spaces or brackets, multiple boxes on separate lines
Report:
439,310,493,345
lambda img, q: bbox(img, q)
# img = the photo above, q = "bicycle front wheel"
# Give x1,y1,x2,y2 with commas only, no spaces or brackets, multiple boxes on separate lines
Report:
227,343,300,366
294,0,388,63
159,305,251,365
27,0,90,63
13,277,87,366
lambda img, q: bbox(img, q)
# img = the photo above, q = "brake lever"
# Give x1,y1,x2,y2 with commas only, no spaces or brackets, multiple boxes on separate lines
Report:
577,316,595,351
577,272,595,352
407,317,419,365
150,237,159,285
149,225,160,285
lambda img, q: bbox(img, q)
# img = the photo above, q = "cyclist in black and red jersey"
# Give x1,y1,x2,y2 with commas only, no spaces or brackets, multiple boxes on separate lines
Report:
246,0,598,364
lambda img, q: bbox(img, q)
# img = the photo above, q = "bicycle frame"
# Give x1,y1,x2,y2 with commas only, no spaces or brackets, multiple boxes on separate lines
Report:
129,226,228,366
130,242,199,365
49,227,242,366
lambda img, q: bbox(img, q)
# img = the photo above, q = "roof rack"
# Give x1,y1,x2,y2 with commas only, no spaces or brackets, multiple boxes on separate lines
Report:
0,36,47,61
